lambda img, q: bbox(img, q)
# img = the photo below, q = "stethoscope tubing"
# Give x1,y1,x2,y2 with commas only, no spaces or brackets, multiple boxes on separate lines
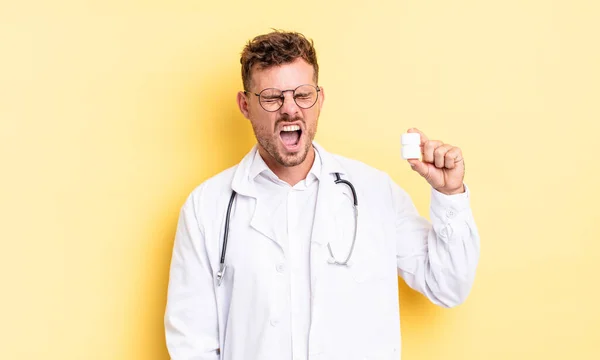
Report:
216,172,357,286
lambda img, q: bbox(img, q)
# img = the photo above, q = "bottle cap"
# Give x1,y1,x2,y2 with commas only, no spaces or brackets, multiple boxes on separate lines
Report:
401,133,421,145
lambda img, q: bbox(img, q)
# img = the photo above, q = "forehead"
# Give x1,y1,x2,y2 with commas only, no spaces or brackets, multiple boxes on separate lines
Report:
251,58,315,91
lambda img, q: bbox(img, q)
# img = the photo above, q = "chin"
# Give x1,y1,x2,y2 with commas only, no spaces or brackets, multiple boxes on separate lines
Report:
277,145,309,167
278,152,305,167
259,135,313,168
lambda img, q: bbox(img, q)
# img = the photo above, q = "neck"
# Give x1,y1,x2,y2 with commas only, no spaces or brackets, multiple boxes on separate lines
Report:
258,145,315,187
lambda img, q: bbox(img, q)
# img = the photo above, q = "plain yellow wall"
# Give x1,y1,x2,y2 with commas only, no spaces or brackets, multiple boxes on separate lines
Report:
1,0,599,359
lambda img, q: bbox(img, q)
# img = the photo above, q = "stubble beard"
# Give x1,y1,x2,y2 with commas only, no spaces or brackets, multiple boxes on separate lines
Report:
252,116,317,168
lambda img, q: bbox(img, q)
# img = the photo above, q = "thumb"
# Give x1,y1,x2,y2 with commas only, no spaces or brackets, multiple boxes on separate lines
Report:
408,159,429,179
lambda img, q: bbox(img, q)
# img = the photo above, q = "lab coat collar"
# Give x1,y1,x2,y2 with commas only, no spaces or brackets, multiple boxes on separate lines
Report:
230,140,346,198
229,140,347,256
314,140,346,178
247,145,322,187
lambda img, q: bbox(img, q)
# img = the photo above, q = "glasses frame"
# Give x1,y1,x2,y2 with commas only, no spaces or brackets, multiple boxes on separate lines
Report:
244,84,321,112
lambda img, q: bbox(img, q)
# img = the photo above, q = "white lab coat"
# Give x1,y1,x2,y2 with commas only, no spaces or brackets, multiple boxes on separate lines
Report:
164,141,480,360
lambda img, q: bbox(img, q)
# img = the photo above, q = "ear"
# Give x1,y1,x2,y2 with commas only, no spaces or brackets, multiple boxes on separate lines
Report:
237,91,251,120
317,86,325,109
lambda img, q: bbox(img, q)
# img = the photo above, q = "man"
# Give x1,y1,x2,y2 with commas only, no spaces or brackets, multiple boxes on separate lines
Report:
165,30,480,360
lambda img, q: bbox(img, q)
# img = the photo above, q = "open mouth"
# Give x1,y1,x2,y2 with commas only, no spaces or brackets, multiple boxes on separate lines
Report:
279,124,302,151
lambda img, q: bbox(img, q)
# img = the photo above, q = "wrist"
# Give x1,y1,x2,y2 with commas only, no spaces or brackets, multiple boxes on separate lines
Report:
437,184,465,195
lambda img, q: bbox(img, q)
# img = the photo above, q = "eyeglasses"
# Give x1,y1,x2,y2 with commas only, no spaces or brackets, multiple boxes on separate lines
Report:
244,84,320,112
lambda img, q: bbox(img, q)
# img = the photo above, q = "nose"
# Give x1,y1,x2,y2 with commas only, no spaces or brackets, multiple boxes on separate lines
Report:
279,91,300,117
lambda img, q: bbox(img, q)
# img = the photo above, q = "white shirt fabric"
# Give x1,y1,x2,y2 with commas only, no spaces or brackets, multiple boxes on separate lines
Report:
164,141,481,360
248,147,322,360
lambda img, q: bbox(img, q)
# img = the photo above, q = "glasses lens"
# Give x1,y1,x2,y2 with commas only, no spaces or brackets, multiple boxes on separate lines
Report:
294,85,318,109
259,88,283,111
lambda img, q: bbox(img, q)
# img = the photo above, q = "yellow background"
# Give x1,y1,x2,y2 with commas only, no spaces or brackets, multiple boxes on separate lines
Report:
1,0,599,359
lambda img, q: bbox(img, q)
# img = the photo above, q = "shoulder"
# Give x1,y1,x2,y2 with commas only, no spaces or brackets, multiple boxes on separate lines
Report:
182,164,239,212
330,152,393,185
326,152,410,207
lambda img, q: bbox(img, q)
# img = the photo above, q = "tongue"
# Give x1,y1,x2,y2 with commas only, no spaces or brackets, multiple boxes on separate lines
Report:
281,131,300,147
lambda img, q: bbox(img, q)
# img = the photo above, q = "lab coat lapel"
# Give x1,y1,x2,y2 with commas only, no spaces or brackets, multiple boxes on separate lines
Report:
307,142,349,356
230,145,285,253
310,142,348,248
250,197,284,251
310,172,339,247
229,142,348,259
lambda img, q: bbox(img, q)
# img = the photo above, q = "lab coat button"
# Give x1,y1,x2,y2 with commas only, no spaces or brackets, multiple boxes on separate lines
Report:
276,263,285,273
446,208,457,218
270,319,279,326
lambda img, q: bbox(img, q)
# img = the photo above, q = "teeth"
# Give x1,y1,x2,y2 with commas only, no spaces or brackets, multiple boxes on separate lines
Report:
282,125,300,132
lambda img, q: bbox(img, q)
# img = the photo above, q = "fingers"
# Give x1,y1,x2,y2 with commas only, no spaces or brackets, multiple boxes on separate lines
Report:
433,144,453,168
424,141,463,169
423,140,444,163
444,147,463,169
406,128,464,171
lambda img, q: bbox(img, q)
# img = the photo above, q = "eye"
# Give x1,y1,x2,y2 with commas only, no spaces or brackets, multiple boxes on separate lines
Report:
262,97,280,103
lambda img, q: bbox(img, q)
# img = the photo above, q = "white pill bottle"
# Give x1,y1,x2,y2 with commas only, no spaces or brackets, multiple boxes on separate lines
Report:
401,133,421,160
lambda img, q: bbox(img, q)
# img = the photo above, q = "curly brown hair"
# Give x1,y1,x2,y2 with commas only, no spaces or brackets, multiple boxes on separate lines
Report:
240,30,319,92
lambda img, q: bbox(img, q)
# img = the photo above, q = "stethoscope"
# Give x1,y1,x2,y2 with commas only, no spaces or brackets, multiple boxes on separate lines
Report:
216,172,358,286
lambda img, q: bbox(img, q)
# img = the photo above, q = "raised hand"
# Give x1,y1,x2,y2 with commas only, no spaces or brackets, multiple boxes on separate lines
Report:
405,128,465,195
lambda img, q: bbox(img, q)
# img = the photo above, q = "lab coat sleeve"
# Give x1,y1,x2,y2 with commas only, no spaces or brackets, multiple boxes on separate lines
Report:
390,178,480,308
164,192,220,359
